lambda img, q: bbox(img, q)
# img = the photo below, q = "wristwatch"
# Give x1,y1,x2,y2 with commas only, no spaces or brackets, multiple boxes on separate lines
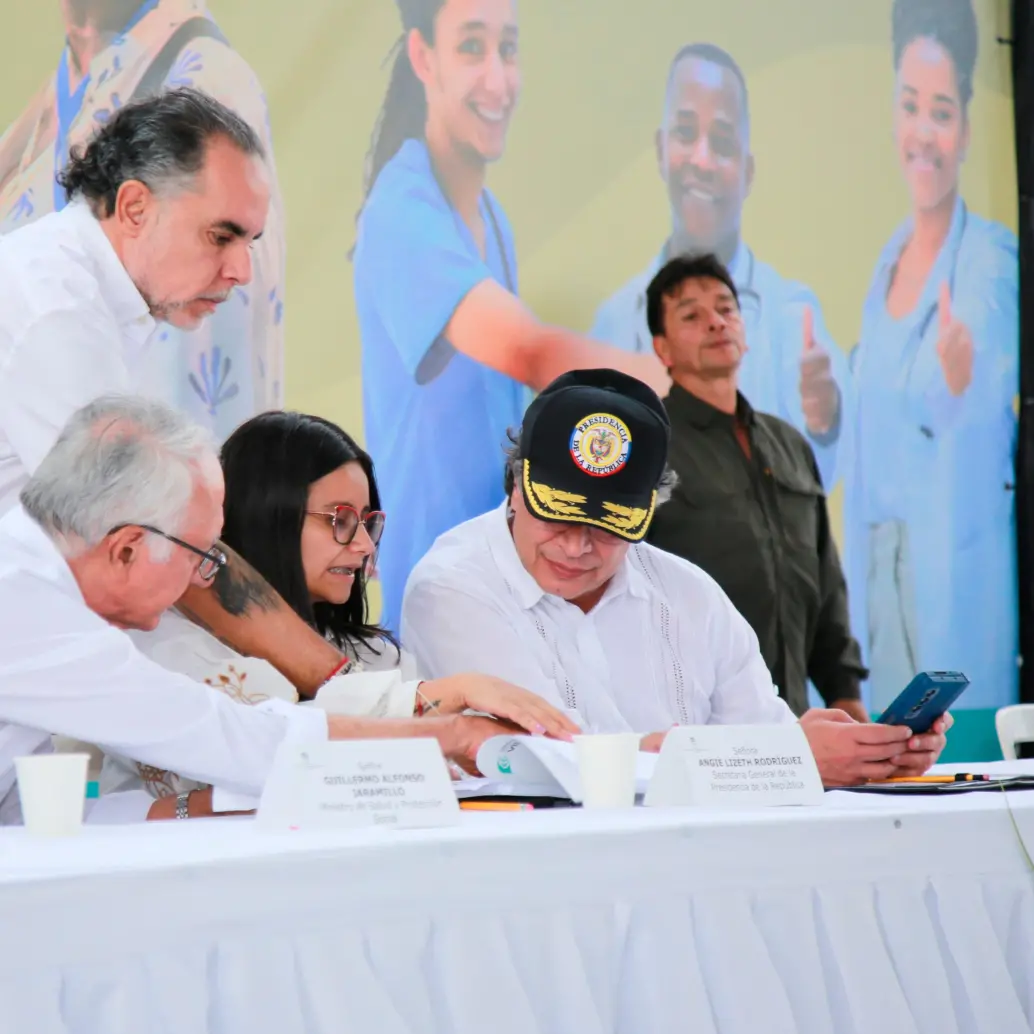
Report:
174,791,191,820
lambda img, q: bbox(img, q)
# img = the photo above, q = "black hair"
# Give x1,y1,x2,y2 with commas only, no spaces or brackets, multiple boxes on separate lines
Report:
645,252,740,338
892,0,978,109
359,0,445,207
218,411,397,660
502,427,521,497
57,86,264,218
665,42,750,132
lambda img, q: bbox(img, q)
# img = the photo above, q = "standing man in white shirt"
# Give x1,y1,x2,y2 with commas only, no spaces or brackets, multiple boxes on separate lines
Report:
403,369,951,785
0,85,267,515
0,395,571,824
0,0,287,439
589,43,849,488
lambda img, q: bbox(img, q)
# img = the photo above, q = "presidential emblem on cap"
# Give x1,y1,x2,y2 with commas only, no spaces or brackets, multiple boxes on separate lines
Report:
569,413,631,478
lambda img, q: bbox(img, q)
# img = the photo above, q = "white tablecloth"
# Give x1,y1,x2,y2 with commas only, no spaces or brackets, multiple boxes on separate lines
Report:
2,779,1034,1034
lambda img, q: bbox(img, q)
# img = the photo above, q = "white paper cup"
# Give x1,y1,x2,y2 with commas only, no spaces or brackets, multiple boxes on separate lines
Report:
574,733,640,808
15,753,89,836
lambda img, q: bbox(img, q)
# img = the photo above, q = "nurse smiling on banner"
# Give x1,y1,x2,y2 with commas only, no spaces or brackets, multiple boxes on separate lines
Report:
845,0,1018,712
352,0,666,634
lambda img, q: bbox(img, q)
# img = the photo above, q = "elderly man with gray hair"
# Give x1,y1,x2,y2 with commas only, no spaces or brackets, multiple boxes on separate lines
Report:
0,395,542,824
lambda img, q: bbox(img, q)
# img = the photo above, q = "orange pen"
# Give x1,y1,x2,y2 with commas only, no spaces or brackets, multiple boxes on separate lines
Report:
459,801,534,811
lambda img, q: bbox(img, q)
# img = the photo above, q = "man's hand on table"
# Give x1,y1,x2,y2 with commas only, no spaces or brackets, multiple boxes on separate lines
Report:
418,714,526,775
800,708,952,786
426,674,580,741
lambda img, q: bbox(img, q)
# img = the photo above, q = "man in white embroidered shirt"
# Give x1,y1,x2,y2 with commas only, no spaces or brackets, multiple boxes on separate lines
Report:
0,396,555,824
0,86,268,516
403,369,951,785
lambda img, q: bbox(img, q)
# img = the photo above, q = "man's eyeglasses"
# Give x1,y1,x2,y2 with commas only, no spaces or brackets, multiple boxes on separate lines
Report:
306,505,386,547
108,523,227,581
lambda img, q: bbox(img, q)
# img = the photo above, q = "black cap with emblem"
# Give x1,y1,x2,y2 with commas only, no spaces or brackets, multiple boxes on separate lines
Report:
518,369,670,542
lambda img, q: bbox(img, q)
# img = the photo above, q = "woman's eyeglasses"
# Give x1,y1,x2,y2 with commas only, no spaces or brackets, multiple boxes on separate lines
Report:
306,505,386,547
108,524,227,581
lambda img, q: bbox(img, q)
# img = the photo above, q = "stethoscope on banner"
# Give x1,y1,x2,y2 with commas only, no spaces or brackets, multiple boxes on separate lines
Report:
419,173,515,385
632,246,762,354
483,194,515,294
431,158,515,294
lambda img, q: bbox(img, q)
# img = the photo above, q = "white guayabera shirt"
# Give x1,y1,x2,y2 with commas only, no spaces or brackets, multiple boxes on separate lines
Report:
0,506,327,823
402,504,796,735
0,200,160,517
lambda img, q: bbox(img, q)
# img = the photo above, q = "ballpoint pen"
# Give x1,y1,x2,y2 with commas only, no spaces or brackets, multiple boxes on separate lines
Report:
876,773,990,784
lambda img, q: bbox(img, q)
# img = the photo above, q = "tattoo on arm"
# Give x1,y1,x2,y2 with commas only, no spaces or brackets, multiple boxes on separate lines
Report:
210,542,278,617
173,600,239,652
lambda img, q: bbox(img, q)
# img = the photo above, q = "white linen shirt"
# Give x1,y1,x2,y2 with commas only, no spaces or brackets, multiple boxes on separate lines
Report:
0,506,327,823
0,199,159,516
402,505,795,734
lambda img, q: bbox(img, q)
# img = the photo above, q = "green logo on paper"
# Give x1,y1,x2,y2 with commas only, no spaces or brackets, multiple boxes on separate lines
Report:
497,756,512,774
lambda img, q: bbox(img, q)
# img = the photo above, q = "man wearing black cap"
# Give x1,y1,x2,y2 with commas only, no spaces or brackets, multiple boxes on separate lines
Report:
402,369,950,785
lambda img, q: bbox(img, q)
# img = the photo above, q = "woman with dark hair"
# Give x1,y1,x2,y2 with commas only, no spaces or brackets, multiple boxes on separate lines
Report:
218,411,396,667
352,0,667,636
844,0,1018,713
101,409,578,798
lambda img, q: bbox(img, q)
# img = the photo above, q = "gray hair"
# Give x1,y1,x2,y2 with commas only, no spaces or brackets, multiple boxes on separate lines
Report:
501,430,679,508
20,395,219,558
57,87,265,218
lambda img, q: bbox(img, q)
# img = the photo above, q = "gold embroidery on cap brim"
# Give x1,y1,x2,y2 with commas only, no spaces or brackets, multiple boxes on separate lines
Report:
529,480,588,516
601,501,650,532
522,461,656,541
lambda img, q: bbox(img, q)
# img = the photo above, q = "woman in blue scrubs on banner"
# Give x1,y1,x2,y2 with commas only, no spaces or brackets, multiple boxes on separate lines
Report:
845,0,1019,711
353,0,665,633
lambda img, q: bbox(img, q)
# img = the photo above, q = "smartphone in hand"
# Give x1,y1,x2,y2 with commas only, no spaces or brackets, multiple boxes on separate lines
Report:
876,671,969,734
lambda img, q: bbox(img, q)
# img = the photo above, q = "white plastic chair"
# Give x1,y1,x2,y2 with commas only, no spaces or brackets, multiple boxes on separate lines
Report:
995,705,1034,760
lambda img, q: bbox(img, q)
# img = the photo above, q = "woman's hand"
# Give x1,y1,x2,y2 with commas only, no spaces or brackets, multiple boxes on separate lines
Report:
936,283,973,397
421,674,580,741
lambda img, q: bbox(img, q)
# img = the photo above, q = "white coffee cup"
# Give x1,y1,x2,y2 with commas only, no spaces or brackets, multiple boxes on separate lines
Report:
15,752,89,836
573,733,640,808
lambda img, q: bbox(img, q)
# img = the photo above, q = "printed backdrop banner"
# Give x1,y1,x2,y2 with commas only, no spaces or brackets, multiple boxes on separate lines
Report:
0,0,1018,712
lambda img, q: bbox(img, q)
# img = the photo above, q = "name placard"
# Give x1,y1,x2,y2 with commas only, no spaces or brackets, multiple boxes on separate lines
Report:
256,738,460,831
643,724,824,809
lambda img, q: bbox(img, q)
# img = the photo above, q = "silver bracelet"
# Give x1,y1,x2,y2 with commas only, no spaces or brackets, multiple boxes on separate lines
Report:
174,791,191,820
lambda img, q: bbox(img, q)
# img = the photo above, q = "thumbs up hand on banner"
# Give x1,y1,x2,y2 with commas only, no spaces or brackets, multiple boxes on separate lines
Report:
936,282,974,397
799,304,838,435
